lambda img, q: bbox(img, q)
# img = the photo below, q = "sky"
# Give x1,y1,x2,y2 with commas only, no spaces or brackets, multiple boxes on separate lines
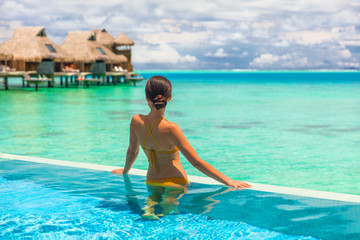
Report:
0,0,360,70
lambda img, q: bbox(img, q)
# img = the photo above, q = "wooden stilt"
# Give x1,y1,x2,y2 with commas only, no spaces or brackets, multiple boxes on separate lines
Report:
4,76,8,90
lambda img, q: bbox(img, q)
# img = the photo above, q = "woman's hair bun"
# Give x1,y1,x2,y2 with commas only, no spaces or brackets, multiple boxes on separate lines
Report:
153,94,167,110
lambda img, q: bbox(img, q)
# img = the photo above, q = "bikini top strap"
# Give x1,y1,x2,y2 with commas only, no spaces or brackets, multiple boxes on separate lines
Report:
143,115,163,147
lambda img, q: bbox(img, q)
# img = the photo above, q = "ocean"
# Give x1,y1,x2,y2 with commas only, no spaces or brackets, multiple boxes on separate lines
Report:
1,70,359,195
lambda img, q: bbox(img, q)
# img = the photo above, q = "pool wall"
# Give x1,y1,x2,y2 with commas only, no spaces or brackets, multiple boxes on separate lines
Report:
1,152,359,203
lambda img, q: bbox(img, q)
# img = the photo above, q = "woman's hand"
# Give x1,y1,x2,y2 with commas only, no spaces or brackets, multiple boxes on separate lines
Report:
226,179,252,189
111,168,125,174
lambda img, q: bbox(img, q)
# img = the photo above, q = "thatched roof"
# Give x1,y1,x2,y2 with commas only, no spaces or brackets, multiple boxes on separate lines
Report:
113,54,128,63
91,29,115,48
61,31,127,63
114,33,135,46
0,48,13,61
0,27,72,62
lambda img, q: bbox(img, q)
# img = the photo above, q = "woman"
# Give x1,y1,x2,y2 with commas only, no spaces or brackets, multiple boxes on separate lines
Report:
112,76,251,218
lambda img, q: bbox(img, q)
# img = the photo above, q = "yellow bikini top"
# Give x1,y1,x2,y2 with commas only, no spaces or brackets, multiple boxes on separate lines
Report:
142,115,179,170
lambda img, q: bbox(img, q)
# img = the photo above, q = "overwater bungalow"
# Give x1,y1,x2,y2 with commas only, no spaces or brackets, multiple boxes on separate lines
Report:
90,29,129,72
0,27,72,74
91,29,115,50
113,33,135,72
61,31,128,74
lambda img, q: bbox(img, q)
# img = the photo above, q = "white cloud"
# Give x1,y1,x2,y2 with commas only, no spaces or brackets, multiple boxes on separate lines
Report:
82,16,107,28
332,10,360,25
214,10,259,21
337,61,360,69
160,19,202,33
180,54,198,63
143,31,212,45
205,48,228,57
340,40,360,46
281,31,338,45
339,29,360,46
250,54,280,66
337,62,360,69
205,49,249,58
250,53,309,68
252,21,275,29
132,43,197,64
340,48,352,58
238,51,249,57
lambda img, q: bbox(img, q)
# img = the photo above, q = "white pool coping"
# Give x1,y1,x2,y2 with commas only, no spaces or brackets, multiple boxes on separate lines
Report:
1,152,359,204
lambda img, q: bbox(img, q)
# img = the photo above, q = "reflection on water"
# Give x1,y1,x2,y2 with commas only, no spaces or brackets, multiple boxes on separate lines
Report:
166,111,185,117
299,124,331,129
100,98,144,105
40,131,65,137
106,110,134,115
119,174,233,220
217,121,263,129
109,116,131,120
286,124,360,136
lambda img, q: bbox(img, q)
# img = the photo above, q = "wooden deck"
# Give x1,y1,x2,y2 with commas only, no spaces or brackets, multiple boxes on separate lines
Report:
25,78,53,91
125,76,145,86
0,71,26,90
125,73,145,86
0,71,144,90
78,78,102,88
54,72,79,88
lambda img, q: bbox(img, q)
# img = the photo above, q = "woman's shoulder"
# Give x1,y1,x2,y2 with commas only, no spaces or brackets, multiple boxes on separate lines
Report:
130,114,145,126
163,119,181,133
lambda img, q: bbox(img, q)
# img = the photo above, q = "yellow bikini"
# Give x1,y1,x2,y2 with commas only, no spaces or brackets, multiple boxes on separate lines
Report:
146,177,188,187
142,115,188,187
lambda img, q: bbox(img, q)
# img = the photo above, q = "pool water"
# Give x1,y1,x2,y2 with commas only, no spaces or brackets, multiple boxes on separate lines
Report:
1,71,360,195
2,158,359,239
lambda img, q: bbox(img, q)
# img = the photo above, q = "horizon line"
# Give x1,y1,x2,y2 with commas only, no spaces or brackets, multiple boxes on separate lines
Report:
135,69,360,72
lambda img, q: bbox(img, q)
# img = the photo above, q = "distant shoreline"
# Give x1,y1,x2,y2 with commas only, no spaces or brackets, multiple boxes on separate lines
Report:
137,69,360,73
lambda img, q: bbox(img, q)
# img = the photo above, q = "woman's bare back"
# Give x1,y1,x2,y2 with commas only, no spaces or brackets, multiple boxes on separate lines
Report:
132,114,187,179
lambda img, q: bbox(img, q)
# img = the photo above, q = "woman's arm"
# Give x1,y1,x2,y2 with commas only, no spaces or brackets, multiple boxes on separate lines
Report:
112,116,140,174
169,123,251,189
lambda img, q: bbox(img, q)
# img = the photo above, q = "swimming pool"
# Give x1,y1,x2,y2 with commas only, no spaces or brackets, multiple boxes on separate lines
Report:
1,153,359,239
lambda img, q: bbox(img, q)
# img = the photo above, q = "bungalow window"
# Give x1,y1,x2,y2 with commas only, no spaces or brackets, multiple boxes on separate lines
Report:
88,33,96,41
97,48,106,55
37,29,46,37
46,44,57,53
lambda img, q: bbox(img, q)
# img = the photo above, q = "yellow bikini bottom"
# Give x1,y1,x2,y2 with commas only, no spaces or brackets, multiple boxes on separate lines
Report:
146,177,189,187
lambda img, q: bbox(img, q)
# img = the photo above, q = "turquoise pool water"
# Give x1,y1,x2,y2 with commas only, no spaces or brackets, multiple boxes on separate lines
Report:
3,159,359,239
1,71,359,195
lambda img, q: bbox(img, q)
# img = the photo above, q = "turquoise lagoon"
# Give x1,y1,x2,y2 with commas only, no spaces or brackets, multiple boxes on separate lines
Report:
1,70,359,195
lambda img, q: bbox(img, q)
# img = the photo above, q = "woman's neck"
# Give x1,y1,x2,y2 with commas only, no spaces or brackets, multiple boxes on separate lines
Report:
148,108,165,119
